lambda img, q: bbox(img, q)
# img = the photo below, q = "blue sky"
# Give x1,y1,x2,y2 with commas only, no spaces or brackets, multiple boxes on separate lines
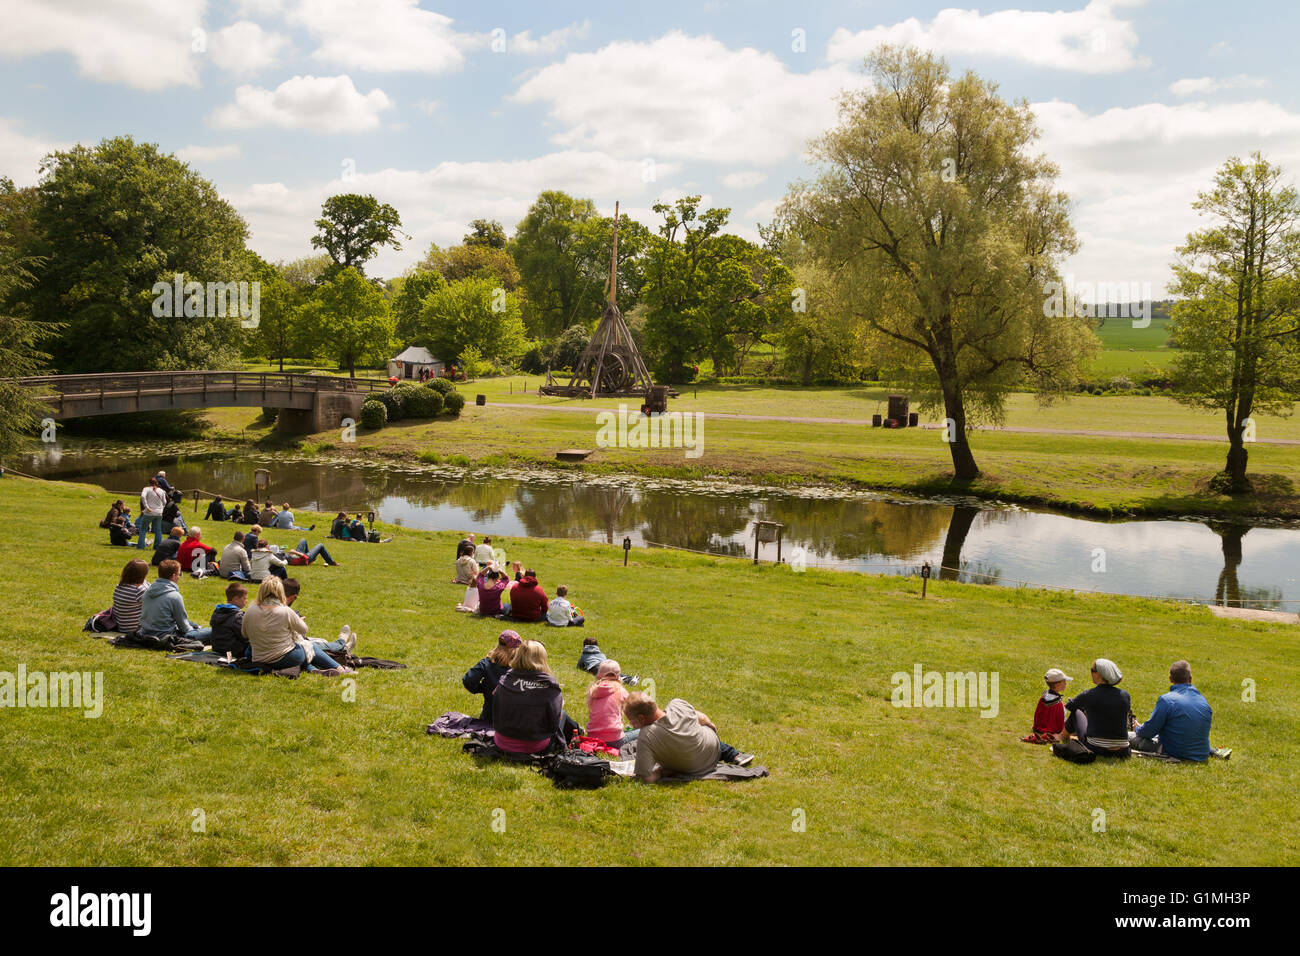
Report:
3,0,1300,288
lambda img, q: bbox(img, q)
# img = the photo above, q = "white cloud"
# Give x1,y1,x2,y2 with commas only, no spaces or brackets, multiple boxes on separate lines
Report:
286,0,474,73
227,151,683,277
175,144,242,164
508,21,591,54
0,117,66,186
827,1,1149,74
721,170,768,189
513,32,860,165
0,0,203,90
413,99,441,116
1169,75,1267,96
210,75,395,133
208,21,288,77
1030,98,1300,290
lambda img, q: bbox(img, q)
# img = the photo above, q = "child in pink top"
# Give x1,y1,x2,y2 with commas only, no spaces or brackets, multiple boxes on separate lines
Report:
585,660,637,746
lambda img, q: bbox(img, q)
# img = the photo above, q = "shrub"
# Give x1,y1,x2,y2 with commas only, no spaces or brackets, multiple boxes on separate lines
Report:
360,400,387,429
426,376,455,396
261,407,279,423
402,386,444,418
442,389,465,416
519,344,550,375
377,389,404,421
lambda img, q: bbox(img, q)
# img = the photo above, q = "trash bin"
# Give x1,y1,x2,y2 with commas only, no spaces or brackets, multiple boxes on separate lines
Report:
908,412,919,427
475,394,486,406
872,414,882,427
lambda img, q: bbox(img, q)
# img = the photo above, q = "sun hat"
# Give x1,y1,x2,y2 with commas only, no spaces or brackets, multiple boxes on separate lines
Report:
1044,667,1073,683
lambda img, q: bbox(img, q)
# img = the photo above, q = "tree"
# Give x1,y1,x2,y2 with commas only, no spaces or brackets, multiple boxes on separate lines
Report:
311,194,404,275
0,229,56,458
1168,153,1300,491
25,137,250,373
464,218,507,248
641,197,790,379
417,240,521,289
278,253,334,289
301,267,393,377
414,275,526,370
513,191,647,338
247,255,303,371
391,269,447,344
782,47,1096,479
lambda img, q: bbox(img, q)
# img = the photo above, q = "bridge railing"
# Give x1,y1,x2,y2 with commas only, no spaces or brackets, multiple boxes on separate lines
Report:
12,370,393,401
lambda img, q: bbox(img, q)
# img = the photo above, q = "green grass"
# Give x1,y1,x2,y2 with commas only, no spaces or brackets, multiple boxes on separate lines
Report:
2,476,1296,865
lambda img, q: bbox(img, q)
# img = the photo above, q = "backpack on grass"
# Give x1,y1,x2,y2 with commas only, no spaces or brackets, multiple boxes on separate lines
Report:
541,749,615,789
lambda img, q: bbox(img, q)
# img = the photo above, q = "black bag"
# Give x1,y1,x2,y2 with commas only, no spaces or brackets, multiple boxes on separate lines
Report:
541,749,615,789
1052,738,1097,764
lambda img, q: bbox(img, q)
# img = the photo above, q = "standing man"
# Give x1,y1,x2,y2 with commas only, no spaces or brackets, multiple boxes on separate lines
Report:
137,476,168,551
1130,660,1215,762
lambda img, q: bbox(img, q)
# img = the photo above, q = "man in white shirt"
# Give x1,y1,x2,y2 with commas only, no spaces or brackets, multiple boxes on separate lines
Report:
625,694,753,782
137,477,168,551
474,536,496,566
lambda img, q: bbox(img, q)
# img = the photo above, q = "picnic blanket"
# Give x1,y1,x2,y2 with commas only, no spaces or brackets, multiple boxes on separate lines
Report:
457,739,769,782
168,649,406,677
427,711,494,739
111,632,205,653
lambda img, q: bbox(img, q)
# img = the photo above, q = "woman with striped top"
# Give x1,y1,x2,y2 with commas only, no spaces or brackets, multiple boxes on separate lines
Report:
112,558,150,633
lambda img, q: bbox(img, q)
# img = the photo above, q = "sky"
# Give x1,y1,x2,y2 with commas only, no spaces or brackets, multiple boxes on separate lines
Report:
2,0,1299,288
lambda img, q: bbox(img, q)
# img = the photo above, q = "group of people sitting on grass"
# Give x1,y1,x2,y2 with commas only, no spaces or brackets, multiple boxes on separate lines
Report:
97,556,358,675
139,524,340,578
452,532,584,626
459,630,753,781
329,512,378,543
1024,658,1225,763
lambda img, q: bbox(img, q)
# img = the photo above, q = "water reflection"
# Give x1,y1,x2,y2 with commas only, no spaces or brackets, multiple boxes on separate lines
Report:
14,442,1300,609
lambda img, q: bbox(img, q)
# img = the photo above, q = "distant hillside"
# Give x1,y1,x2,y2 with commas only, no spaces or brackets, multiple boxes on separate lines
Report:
1092,300,1173,349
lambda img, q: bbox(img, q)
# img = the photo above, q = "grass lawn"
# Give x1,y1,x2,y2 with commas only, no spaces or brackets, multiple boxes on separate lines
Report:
1,476,1296,865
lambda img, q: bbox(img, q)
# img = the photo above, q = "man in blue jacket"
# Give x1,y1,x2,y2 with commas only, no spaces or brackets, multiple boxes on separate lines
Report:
1130,660,1213,762
139,560,212,643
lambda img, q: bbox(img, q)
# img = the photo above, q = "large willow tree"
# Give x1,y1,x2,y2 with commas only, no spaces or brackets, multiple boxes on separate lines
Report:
783,47,1096,479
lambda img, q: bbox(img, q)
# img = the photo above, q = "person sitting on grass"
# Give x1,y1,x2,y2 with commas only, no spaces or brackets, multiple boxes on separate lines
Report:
492,640,578,754
161,490,188,536
258,501,277,526
349,514,369,541
1021,667,1072,744
108,510,136,547
1053,658,1132,760
204,495,230,522
545,584,584,627
177,526,219,577
210,580,250,659
111,558,151,635
1129,660,1216,762
330,512,350,539
476,567,508,617
503,569,547,623
249,542,289,581
457,532,476,560
624,693,754,782
282,578,356,659
454,550,479,586
139,559,212,644
462,630,521,722
240,576,352,675
101,499,133,531
239,499,258,524
219,531,252,580
284,537,339,568
151,526,184,566
474,536,495,566
271,501,315,532
586,660,638,749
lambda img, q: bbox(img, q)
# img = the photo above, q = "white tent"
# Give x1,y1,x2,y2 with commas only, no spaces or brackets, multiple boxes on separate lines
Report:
387,346,444,380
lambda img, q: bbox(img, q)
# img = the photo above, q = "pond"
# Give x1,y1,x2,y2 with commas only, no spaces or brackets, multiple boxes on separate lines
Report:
14,441,1300,611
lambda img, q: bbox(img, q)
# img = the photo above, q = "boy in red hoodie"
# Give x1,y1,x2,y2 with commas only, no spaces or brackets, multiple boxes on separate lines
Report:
504,569,548,622
1022,667,1072,744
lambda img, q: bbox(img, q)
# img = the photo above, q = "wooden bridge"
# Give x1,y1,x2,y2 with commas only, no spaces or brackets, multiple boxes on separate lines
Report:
13,371,391,434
